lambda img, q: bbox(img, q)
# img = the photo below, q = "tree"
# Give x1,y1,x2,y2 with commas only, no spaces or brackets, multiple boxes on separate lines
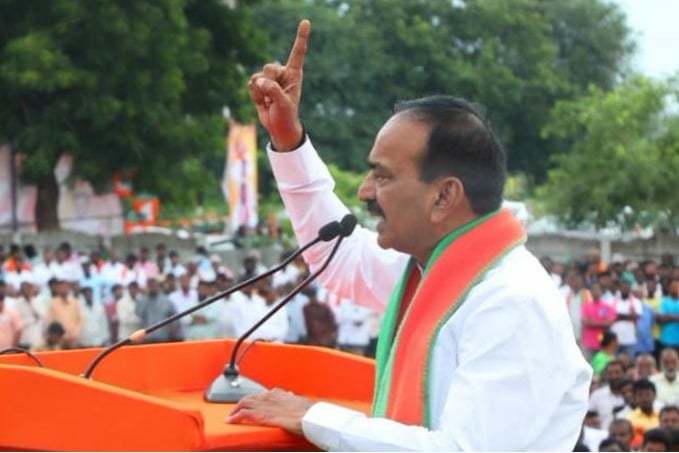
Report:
0,0,266,230
245,0,634,183
538,76,679,231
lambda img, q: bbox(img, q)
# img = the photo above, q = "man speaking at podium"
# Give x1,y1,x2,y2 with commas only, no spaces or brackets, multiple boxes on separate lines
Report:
228,20,592,451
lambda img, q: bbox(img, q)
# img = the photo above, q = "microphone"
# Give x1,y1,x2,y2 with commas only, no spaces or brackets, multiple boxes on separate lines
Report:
204,213,357,403
340,212,358,237
81,219,345,379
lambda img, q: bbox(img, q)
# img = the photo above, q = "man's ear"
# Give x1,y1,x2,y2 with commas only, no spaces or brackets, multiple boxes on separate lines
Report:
431,177,464,222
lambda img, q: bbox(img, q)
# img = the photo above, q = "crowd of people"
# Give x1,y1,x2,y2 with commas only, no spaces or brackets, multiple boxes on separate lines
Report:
0,241,381,356
546,251,679,451
4,236,679,451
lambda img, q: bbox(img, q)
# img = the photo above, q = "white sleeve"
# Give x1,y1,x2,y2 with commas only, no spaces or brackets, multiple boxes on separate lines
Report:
302,403,459,452
302,292,589,451
268,138,408,312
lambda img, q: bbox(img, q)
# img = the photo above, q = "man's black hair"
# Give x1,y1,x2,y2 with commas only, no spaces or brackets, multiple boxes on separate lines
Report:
633,378,657,394
598,438,625,451
393,95,506,215
660,404,679,418
643,428,673,451
47,321,65,336
600,331,618,348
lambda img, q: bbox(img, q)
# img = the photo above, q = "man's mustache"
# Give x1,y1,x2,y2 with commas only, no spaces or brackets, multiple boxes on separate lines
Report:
366,200,384,217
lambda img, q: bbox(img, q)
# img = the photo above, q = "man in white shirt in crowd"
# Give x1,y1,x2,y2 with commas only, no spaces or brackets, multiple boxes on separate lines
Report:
116,281,142,341
215,273,246,339
588,360,627,431
3,259,33,297
610,279,643,358
252,282,289,343
271,249,301,290
238,251,267,284
168,250,187,278
227,20,591,451
635,353,658,380
651,348,679,406
284,289,309,344
333,296,371,356
230,285,268,340
31,248,55,296
184,280,221,340
100,251,126,289
14,279,46,350
169,274,198,340
78,285,110,347
122,253,147,290
49,242,83,284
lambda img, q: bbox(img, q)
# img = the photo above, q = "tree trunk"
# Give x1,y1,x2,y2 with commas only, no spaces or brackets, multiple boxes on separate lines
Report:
35,172,60,231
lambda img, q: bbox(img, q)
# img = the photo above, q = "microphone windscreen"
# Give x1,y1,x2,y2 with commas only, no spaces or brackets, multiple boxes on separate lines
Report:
340,214,358,236
318,221,343,241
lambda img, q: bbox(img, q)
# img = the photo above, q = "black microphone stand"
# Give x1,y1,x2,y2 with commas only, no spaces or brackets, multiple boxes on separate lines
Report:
81,221,343,379
204,214,356,403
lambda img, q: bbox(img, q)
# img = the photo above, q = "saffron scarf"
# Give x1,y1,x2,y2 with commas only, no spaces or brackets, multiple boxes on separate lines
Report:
372,208,526,426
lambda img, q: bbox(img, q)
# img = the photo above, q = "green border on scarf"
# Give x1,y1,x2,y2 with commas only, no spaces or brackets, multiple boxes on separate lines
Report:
372,209,499,417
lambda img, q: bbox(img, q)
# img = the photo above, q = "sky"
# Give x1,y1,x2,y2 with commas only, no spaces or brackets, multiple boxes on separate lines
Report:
614,0,679,79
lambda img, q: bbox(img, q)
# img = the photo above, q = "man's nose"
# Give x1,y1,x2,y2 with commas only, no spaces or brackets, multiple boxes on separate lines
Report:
357,173,373,201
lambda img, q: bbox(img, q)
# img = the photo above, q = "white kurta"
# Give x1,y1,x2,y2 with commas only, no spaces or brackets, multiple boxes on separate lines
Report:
267,138,592,451
333,298,371,348
13,295,46,348
79,299,110,347
230,293,269,340
116,295,141,340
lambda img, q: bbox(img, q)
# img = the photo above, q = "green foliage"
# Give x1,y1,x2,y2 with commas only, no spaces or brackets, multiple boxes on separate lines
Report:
0,0,267,228
504,173,531,201
0,0,638,231
538,76,679,230
327,163,364,207
245,0,634,184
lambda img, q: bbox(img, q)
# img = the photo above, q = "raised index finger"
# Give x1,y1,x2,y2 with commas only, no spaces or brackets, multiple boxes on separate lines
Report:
286,19,311,70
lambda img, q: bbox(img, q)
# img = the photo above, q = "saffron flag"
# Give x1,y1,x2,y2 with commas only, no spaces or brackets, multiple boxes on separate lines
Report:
222,121,258,233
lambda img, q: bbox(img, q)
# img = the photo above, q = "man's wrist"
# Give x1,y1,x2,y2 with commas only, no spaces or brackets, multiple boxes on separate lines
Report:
271,123,306,152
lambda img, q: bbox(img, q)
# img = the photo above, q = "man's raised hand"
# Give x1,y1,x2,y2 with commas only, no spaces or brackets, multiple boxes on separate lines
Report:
248,19,311,152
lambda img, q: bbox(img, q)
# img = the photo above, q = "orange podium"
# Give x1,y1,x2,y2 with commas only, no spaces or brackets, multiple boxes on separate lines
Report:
0,340,375,451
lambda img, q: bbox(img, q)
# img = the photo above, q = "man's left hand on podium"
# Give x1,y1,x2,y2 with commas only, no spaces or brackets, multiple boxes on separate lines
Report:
227,387,315,437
